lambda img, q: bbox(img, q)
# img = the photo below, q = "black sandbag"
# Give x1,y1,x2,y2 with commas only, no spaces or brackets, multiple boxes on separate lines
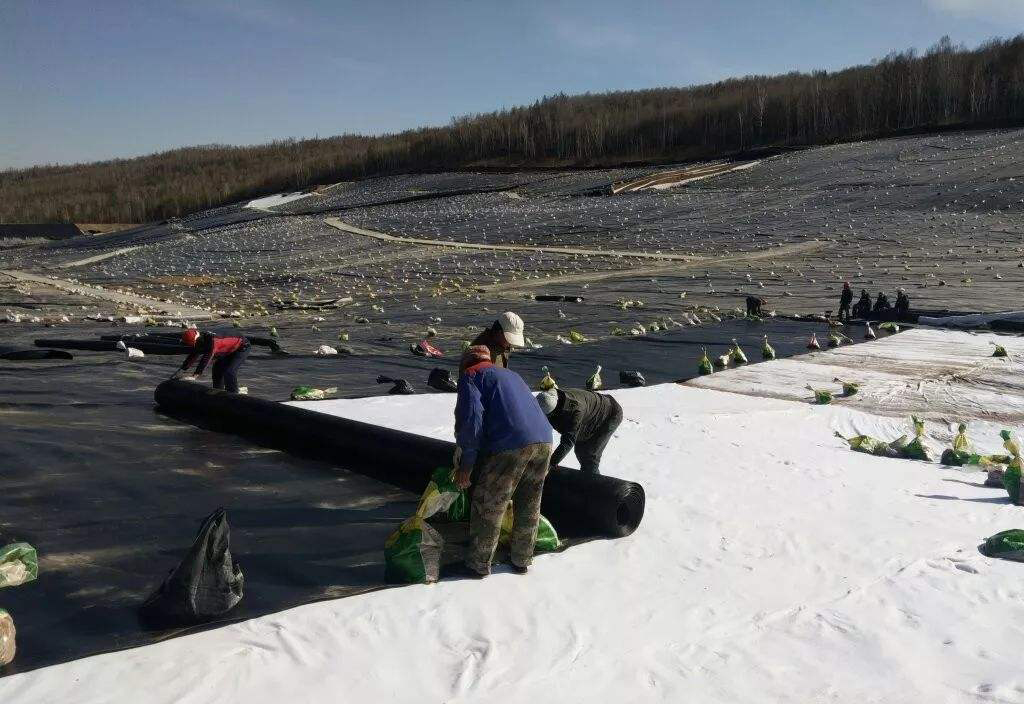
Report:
0,346,73,361
427,367,458,392
139,508,244,627
619,370,647,387
155,380,644,538
35,339,190,355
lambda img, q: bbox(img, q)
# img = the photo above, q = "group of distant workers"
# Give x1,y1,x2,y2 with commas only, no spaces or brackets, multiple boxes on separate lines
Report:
171,311,621,578
837,282,910,321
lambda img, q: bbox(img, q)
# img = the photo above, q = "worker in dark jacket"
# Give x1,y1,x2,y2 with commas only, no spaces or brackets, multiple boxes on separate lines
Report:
838,282,853,321
536,387,623,474
895,288,910,317
174,329,251,393
852,289,872,318
461,311,525,373
454,345,552,576
873,292,892,315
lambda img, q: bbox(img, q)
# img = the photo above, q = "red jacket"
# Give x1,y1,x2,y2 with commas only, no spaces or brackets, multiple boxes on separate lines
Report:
181,334,246,375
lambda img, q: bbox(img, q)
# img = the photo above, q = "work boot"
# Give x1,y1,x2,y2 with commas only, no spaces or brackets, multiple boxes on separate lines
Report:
427,367,458,392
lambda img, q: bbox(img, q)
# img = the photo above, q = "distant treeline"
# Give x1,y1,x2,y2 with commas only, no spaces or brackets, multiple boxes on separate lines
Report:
3,35,1023,224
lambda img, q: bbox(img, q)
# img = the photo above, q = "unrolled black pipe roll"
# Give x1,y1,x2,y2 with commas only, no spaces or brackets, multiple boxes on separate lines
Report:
154,380,644,538
0,346,74,361
35,339,190,354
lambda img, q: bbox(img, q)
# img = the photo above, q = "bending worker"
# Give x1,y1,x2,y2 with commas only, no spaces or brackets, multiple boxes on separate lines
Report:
536,387,622,474
462,311,525,372
454,345,552,577
174,329,251,393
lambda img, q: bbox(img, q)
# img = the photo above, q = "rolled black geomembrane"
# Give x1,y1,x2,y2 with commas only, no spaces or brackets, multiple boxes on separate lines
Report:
35,339,191,354
534,295,585,303
155,380,645,538
0,347,74,361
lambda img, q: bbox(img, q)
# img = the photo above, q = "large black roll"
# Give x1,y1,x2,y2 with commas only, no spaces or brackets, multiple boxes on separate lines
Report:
155,380,644,538
35,339,190,355
0,346,74,361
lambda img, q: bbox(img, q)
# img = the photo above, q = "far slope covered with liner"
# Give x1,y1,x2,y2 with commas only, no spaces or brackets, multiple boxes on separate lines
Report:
4,383,1022,703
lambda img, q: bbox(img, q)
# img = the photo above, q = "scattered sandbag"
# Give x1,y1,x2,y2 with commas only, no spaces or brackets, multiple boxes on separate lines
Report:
538,366,557,391
761,336,776,360
879,322,900,333
314,345,338,357
568,330,587,344
714,353,730,369
139,508,243,626
384,468,463,584
290,385,338,401
1001,430,1022,504
411,340,443,358
986,467,1007,487
865,323,876,340
499,502,560,552
833,378,860,396
895,416,931,461
427,368,458,392
377,375,415,395
125,346,145,360
698,347,714,375
586,364,603,391
991,342,1009,358
807,332,821,350
0,543,38,588
0,609,14,667
980,529,1024,562
729,339,748,364
807,386,833,404
620,370,646,387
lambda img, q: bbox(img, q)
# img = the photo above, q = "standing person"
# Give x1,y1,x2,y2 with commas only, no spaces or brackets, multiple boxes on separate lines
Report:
454,345,552,576
895,288,910,317
536,387,622,475
745,296,766,317
174,329,251,393
838,282,853,321
461,311,525,372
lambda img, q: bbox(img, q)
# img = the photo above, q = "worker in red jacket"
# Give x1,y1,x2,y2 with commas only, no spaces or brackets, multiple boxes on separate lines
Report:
173,329,251,392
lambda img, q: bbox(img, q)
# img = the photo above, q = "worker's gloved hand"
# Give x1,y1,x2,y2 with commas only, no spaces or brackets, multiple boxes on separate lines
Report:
455,468,472,490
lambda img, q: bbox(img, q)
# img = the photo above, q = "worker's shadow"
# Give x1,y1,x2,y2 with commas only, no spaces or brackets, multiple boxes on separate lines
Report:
914,493,1011,504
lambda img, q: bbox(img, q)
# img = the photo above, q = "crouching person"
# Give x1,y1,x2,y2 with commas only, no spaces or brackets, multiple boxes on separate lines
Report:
537,388,623,474
454,346,552,576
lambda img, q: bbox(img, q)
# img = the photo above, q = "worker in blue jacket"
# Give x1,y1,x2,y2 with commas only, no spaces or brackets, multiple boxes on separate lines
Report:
454,345,552,577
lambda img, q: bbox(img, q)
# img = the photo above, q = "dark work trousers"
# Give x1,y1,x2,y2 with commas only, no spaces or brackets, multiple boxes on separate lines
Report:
574,399,623,474
838,303,851,321
211,342,250,392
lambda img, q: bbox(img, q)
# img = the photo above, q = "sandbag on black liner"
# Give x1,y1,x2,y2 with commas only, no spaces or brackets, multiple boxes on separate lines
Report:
155,380,645,538
139,508,244,627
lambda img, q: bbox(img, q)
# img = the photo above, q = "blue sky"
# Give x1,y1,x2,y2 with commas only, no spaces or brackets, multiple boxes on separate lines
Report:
1,0,1021,169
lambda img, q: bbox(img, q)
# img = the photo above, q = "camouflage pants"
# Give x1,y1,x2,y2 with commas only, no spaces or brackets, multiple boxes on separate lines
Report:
466,442,552,574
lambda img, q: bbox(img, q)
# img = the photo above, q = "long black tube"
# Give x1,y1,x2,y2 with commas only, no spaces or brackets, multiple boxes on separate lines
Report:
154,380,644,538
35,339,191,355
0,347,74,361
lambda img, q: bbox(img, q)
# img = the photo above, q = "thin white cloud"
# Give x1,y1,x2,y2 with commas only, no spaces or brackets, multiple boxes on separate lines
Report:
924,0,1024,23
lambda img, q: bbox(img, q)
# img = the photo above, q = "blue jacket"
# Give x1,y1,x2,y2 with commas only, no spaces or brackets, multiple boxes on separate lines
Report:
455,362,552,467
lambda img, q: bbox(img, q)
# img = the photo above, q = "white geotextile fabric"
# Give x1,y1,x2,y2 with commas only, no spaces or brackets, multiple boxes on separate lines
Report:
687,328,1024,424
4,383,1024,703
918,311,1024,328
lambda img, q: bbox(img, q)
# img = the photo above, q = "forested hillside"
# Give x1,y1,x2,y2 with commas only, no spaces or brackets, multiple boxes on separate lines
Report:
3,35,1022,224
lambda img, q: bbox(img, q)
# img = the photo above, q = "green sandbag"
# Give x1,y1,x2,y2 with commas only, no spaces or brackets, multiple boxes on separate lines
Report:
500,505,560,552
980,529,1024,562
1001,430,1022,504
698,347,713,375
384,468,463,584
897,416,930,461
0,543,38,589
1004,464,1022,504
427,466,468,523
384,517,443,584
808,385,832,404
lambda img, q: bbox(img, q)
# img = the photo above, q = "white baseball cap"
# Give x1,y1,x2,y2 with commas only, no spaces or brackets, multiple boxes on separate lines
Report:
497,311,525,347
536,389,558,415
